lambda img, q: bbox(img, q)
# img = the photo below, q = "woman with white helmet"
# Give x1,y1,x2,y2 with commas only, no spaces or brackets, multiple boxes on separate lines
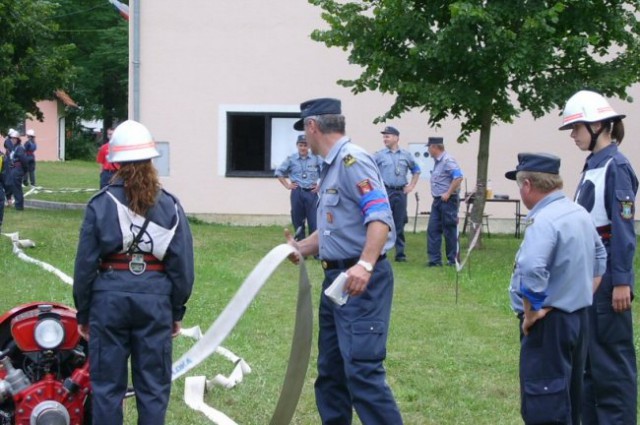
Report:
73,120,195,425
560,90,638,424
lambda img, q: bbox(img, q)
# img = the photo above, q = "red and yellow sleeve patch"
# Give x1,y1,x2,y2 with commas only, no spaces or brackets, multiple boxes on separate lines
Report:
357,179,374,195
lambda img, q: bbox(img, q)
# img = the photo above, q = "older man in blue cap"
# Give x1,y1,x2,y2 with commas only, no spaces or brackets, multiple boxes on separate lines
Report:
374,126,421,262
286,97,404,425
506,152,606,425
426,137,463,266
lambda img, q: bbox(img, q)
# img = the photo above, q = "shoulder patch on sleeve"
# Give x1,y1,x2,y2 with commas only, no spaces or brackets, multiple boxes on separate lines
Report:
343,154,356,167
357,179,374,195
621,201,634,220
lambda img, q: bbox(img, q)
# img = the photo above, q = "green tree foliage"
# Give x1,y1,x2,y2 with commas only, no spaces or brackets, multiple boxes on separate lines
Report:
309,0,640,230
0,0,75,129
53,0,128,131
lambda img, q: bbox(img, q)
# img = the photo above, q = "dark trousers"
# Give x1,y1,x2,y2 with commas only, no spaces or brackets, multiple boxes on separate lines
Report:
89,290,173,425
10,168,24,210
315,260,403,425
519,308,588,425
0,183,4,226
582,270,637,425
291,187,318,240
23,157,35,185
100,170,116,189
427,196,459,265
388,189,408,259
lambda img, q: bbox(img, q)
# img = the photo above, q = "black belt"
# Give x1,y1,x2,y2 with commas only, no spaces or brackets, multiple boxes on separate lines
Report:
321,254,386,271
385,185,405,191
300,187,314,192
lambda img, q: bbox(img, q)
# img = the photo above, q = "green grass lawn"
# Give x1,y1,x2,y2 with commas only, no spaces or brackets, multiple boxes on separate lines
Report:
1,163,638,424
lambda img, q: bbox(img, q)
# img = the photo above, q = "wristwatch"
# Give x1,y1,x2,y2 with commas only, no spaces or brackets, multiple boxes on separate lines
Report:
357,260,374,273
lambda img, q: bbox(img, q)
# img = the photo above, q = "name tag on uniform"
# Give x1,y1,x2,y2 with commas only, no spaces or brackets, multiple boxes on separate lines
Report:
323,230,331,236
129,253,147,275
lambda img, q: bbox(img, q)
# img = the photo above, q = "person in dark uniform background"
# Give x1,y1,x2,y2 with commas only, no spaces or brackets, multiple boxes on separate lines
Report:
0,148,5,232
285,97,404,425
560,90,638,425
275,134,322,240
73,120,195,425
96,127,118,189
506,152,606,425
3,129,17,207
8,130,26,211
426,137,463,267
22,129,37,186
374,126,421,262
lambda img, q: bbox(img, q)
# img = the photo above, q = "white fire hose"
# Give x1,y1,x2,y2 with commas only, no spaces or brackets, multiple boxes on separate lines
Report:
4,233,313,424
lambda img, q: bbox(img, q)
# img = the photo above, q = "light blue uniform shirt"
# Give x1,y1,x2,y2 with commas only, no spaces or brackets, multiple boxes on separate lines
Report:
430,151,463,196
374,148,421,187
274,152,323,189
317,136,395,260
509,191,607,313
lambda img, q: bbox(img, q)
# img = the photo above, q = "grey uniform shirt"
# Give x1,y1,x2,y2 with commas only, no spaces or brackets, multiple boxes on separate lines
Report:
509,191,607,313
374,148,421,187
275,152,322,189
317,136,395,260
430,151,463,197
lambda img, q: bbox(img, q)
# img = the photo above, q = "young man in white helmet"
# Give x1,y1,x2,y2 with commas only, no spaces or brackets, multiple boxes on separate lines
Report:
560,90,638,424
73,120,195,425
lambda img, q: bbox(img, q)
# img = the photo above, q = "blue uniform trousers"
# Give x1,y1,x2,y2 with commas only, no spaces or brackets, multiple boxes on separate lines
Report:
387,188,408,259
427,195,459,265
88,290,173,425
23,157,35,185
99,170,117,189
315,260,403,425
519,308,588,425
10,168,24,210
582,270,637,425
291,187,317,240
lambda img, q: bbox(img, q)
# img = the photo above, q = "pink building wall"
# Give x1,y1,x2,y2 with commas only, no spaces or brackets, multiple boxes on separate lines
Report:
24,100,63,161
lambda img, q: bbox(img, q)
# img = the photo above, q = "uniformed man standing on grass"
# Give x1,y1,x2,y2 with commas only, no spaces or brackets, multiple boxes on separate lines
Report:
426,137,463,267
284,97,403,425
374,126,421,262
506,153,606,425
275,134,322,240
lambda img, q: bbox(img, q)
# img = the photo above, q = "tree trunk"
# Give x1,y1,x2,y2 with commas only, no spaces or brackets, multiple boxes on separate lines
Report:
468,106,492,244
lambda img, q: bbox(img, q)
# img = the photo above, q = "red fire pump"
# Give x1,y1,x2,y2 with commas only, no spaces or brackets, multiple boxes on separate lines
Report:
0,302,91,425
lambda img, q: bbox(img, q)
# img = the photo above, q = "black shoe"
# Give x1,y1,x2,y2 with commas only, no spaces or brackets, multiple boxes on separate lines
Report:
395,256,407,262
427,262,442,267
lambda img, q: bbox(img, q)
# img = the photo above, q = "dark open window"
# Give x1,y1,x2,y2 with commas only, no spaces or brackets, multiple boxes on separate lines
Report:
226,111,299,177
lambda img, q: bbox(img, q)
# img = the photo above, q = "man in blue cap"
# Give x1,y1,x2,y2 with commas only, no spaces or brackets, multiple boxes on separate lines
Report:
426,137,463,266
275,134,323,240
286,97,404,424
506,152,606,425
374,126,421,262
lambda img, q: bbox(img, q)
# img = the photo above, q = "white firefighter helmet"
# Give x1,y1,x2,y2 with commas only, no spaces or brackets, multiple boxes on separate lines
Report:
26,129,35,136
8,129,19,138
108,120,160,163
559,90,625,130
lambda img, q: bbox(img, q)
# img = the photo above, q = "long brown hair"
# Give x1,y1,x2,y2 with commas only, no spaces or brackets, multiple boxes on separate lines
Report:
113,161,161,215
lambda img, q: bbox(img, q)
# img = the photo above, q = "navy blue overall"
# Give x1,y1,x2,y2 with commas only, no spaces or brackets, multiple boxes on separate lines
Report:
73,182,194,425
9,145,27,210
